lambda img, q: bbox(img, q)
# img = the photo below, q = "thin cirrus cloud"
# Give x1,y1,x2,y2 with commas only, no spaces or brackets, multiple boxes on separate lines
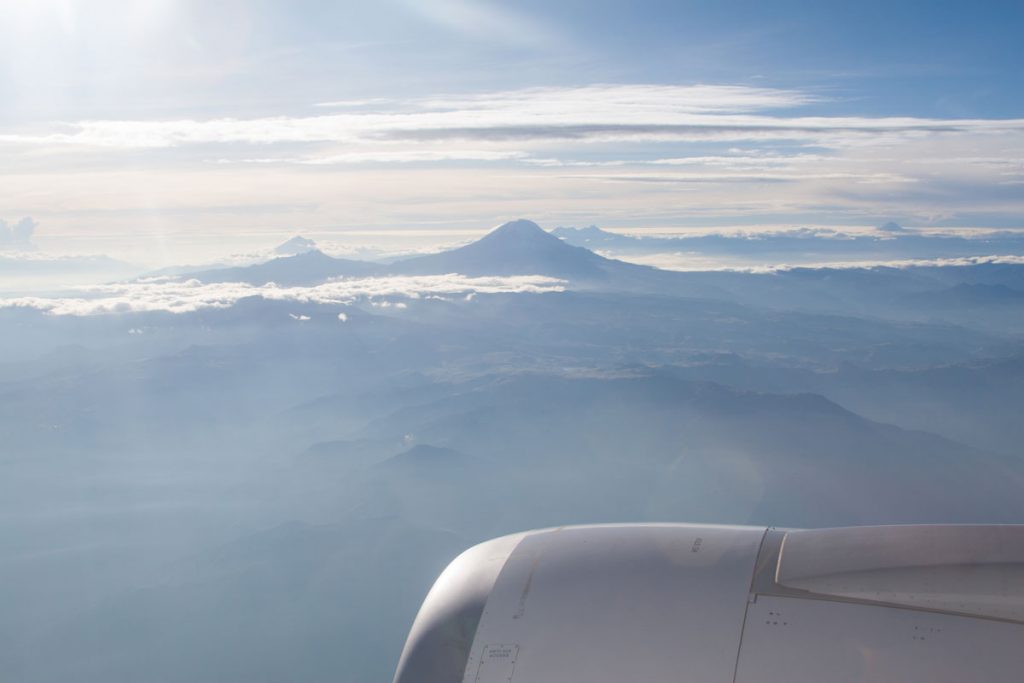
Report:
225,150,530,165
562,171,918,185
2,84,1020,151
2,274,566,316
393,0,564,48
3,84,1020,179
1,84,824,149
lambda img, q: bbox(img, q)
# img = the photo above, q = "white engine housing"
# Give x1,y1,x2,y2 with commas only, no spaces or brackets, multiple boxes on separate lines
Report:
393,524,1024,683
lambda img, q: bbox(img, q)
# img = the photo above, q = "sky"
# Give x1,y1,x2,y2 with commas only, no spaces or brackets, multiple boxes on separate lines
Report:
0,0,1022,264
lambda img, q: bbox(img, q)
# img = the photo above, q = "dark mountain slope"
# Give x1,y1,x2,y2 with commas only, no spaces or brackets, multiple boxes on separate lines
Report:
190,250,382,285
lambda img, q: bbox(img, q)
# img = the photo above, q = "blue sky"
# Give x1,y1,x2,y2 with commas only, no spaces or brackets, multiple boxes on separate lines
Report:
0,0,1021,262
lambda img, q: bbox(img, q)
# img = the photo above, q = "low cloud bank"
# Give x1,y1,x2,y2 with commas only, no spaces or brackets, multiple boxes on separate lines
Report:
614,252,1024,273
1,274,566,316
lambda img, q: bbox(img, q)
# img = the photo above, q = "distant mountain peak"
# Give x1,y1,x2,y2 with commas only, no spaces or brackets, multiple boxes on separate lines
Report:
188,241,380,285
469,219,574,256
386,217,683,287
485,219,556,241
273,235,318,256
551,225,618,245
553,224,605,235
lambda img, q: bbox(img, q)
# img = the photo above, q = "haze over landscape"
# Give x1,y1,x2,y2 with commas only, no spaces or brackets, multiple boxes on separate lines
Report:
1,2,1022,682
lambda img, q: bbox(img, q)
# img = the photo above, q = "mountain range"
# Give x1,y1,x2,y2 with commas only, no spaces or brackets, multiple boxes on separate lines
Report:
182,219,1024,336
186,219,688,290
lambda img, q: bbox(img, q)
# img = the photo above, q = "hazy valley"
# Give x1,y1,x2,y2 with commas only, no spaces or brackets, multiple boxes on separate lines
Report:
2,220,1023,683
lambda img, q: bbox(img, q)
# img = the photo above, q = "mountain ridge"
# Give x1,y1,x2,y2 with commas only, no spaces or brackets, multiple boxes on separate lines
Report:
189,249,382,285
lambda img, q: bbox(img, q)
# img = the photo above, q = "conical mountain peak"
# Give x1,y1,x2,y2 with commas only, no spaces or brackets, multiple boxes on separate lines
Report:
489,219,548,237
273,235,319,256
476,219,563,248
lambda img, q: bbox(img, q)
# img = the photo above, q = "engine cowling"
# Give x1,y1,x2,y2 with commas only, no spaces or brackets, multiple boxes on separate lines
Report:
393,523,1024,683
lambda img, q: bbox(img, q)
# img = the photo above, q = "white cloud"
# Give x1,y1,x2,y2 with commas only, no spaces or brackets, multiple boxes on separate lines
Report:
615,252,1024,273
0,216,37,249
411,84,818,116
1,274,566,316
649,153,833,168
3,83,1023,243
313,98,397,109
560,171,918,185
759,254,1024,272
0,84,828,150
370,300,408,309
224,149,530,165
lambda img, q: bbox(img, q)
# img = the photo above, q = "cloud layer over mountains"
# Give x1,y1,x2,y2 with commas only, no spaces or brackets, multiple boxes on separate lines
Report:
7,219,1024,318
6,274,565,315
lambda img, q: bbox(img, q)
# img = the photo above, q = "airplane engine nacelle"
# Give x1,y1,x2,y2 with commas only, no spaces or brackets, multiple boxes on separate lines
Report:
393,524,1024,683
